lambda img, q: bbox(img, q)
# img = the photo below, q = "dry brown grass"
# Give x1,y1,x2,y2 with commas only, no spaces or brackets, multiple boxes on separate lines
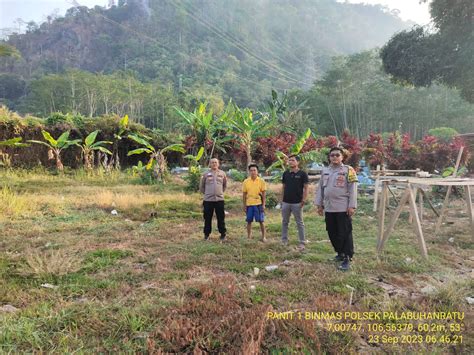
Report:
17,249,83,277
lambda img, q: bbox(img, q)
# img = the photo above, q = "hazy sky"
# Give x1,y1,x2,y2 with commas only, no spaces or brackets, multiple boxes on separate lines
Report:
345,0,431,24
1,0,432,31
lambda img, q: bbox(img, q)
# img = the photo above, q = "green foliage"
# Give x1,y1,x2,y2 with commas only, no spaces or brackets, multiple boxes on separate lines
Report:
0,44,21,58
428,127,459,142
184,165,203,192
227,169,246,182
45,112,85,128
28,130,81,171
184,147,205,191
2,0,411,114
302,50,474,138
79,130,112,170
0,137,29,167
266,129,323,174
381,0,474,102
127,133,184,183
265,190,279,209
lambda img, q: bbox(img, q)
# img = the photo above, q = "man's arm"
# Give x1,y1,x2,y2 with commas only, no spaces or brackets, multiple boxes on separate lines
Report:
347,167,358,216
222,174,227,192
199,175,205,194
261,190,266,210
315,177,324,215
243,192,247,212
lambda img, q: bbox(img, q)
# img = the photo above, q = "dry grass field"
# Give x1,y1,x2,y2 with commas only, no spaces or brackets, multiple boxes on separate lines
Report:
0,169,472,353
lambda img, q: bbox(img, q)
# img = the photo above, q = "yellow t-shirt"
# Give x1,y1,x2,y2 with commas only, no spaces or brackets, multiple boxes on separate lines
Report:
242,176,266,206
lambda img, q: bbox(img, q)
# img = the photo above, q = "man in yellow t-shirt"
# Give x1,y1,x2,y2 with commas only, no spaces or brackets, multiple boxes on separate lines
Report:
242,163,267,241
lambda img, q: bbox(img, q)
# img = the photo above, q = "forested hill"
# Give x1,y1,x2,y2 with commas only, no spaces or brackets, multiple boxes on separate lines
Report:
4,0,411,106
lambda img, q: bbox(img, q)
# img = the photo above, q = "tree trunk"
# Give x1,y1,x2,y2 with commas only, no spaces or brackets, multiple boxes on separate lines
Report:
246,145,252,170
55,150,64,171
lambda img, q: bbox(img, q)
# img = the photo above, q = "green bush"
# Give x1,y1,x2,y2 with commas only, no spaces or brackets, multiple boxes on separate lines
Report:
228,169,246,182
265,190,279,209
45,112,85,128
428,127,458,142
185,165,203,192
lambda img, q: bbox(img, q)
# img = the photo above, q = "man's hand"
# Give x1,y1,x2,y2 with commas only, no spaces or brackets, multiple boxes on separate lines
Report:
243,205,247,214
262,204,266,212
317,206,324,216
300,200,305,208
347,207,356,217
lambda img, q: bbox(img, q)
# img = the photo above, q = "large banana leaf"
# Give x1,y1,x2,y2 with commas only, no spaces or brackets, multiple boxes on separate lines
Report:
62,139,81,149
161,144,185,154
185,146,205,162
127,148,152,156
290,128,312,155
85,130,99,147
28,140,53,148
94,146,113,155
56,131,71,148
119,115,129,129
0,137,29,147
41,130,57,147
90,141,112,149
128,134,154,151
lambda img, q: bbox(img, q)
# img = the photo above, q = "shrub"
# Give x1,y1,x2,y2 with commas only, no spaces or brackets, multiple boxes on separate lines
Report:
185,165,203,191
428,127,459,142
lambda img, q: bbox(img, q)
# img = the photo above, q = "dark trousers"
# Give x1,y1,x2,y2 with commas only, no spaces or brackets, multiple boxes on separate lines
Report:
203,201,226,237
325,212,354,258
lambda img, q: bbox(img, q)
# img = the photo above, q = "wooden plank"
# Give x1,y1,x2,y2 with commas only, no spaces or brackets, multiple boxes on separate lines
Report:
377,187,411,254
377,181,388,250
370,169,420,174
465,185,474,239
408,187,428,258
435,147,465,234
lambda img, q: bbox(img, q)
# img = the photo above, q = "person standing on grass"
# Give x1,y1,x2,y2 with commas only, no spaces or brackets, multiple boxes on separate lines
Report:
315,147,358,271
242,163,267,241
200,158,227,241
281,155,309,250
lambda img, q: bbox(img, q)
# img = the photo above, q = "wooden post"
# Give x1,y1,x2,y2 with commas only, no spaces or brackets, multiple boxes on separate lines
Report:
408,186,417,224
419,189,440,217
465,185,474,239
373,165,381,212
408,187,428,258
377,181,388,250
419,188,424,222
377,187,411,254
435,146,464,234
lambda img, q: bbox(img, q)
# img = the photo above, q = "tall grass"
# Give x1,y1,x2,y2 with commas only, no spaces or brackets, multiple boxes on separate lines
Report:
0,185,30,218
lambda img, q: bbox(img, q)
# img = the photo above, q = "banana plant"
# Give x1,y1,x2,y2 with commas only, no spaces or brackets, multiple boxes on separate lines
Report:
0,137,29,167
227,103,276,169
266,128,325,179
184,146,205,191
79,130,112,171
184,146,205,166
29,130,80,171
127,133,185,182
175,102,233,159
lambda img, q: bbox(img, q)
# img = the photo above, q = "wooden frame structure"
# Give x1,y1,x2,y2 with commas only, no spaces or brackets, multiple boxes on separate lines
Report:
376,177,474,258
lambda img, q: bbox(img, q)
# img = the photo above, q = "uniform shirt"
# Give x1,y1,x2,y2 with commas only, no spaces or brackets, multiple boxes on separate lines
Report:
200,169,227,201
282,169,309,204
314,163,358,212
242,176,266,206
